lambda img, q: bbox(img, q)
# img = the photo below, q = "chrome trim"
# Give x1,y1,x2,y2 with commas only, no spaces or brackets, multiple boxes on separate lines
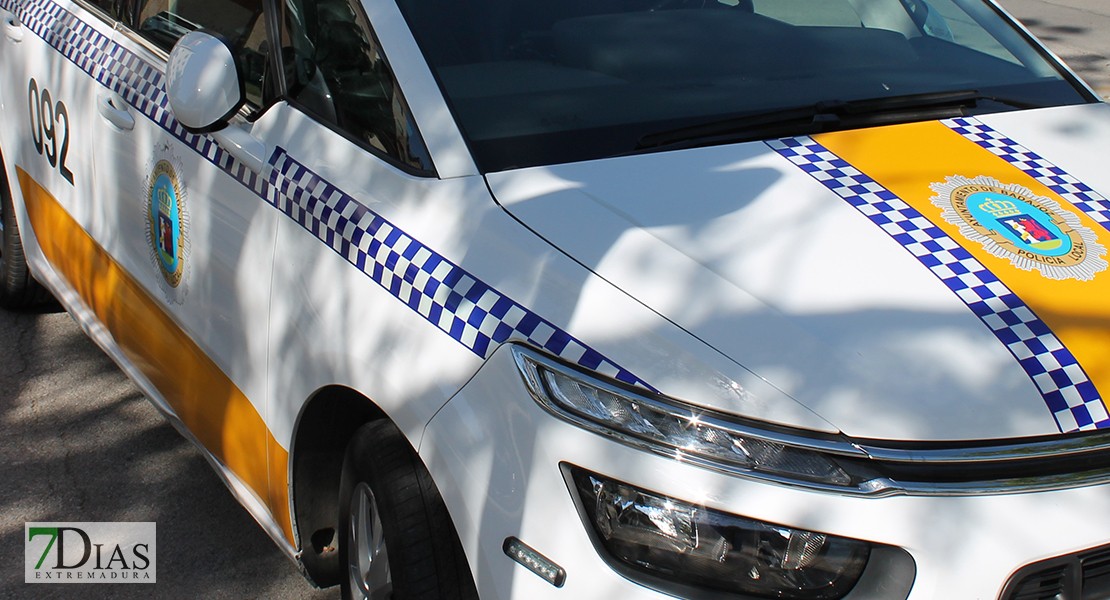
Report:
110,22,173,63
882,467,1110,497
512,344,1110,498
513,345,867,457
859,434,1110,464
71,0,116,26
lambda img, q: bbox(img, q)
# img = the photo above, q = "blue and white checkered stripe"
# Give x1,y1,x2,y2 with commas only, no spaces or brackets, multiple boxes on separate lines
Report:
768,136,1108,432
15,0,105,77
4,0,647,387
7,0,113,88
4,0,275,201
945,117,1110,233
266,150,647,386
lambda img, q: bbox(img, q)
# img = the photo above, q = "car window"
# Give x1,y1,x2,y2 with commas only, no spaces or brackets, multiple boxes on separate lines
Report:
903,0,1018,63
395,0,1092,172
277,0,433,173
133,0,271,108
751,0,1022,65
750,0,863,26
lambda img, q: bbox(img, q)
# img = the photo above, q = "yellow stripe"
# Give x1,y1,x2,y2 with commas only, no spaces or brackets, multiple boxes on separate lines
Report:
816,122,1110,412
17,168,294,544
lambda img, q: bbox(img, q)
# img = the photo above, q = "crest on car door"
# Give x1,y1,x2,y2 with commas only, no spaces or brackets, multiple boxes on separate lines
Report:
144,146,191,301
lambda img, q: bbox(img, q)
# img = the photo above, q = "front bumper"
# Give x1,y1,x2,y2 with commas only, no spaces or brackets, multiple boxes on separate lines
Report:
420,345,1110,599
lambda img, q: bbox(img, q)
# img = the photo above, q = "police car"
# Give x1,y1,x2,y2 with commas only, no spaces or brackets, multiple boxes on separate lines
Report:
2,0,1110,598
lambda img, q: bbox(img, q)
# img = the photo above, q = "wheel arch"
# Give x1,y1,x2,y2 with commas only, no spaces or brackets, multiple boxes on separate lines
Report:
289,384,388,588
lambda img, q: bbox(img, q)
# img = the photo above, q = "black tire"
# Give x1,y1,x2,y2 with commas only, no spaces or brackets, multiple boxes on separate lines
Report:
338,419,479,600
0,158,49,309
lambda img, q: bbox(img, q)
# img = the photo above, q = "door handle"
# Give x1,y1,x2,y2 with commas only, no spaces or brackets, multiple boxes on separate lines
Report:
2,12,23,42
97,92,135,131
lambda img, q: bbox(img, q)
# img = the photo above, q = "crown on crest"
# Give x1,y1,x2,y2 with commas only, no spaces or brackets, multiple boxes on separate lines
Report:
978,198,1021,218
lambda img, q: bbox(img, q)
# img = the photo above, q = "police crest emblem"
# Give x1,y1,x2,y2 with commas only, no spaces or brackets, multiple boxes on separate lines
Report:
930,175,1107,281
144,151,190,299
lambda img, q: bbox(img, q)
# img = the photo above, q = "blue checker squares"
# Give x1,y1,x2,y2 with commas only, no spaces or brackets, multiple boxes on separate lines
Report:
945,117,1110,231
1043,391,1071,413
1073,408,1095,428
21,0,1105,430
3,0,650,390
266,149,651,389
767,135,1108,432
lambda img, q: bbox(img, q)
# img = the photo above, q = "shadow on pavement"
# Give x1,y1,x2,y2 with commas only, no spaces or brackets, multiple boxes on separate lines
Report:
0,309,337,599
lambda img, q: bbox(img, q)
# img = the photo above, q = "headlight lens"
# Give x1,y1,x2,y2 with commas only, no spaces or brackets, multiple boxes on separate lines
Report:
514,346,872,489
568,466,871,600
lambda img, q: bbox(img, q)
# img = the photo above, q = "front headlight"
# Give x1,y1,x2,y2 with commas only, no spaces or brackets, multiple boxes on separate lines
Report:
566,466,874,600
514,345,1110,498
513,346,876,491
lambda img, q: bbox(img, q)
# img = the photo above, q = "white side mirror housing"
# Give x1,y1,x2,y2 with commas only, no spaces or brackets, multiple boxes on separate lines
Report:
166,31,244,133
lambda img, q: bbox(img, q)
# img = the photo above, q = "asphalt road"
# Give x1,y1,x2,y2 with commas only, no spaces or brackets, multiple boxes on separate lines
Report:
1000,0,1110,95
2,2,1108,599
0,303,338,600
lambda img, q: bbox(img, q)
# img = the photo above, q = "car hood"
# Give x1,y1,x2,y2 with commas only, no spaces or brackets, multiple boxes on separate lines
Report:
486,104,1110,442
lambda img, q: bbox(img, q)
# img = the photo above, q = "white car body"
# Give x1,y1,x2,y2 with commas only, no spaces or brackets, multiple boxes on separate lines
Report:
2,0,1110,598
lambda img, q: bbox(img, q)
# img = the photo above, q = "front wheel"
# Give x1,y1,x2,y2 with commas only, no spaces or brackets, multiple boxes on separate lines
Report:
0,158,49,309
338,420,478,600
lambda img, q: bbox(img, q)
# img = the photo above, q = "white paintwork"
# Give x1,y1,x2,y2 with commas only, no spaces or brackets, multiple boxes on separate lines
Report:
486,135,1070,441
981,103,1110,190
211,123,267,174
0,0,297,562
88,24,280,457
0,0,99,232
3,0,1110,598
424,345,1110,600
260,104,836,451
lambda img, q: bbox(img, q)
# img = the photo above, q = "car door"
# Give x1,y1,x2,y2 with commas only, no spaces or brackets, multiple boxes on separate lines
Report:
79,0,293,542
0,0,110,253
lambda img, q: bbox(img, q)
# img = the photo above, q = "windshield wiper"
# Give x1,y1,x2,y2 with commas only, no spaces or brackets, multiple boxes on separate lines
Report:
634,90,1036,152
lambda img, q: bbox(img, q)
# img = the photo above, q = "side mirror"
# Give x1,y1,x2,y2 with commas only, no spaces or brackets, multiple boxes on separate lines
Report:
166,31,244,133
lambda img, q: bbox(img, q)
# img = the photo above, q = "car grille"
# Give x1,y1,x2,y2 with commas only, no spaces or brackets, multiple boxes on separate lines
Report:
1002,544,1110,599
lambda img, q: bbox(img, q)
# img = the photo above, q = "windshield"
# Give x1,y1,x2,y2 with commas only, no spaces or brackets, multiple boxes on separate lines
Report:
395,0,1094,172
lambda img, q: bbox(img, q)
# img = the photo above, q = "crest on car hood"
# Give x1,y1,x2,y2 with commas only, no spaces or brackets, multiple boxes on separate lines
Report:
930,175,1107,281
489,109,1110,441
